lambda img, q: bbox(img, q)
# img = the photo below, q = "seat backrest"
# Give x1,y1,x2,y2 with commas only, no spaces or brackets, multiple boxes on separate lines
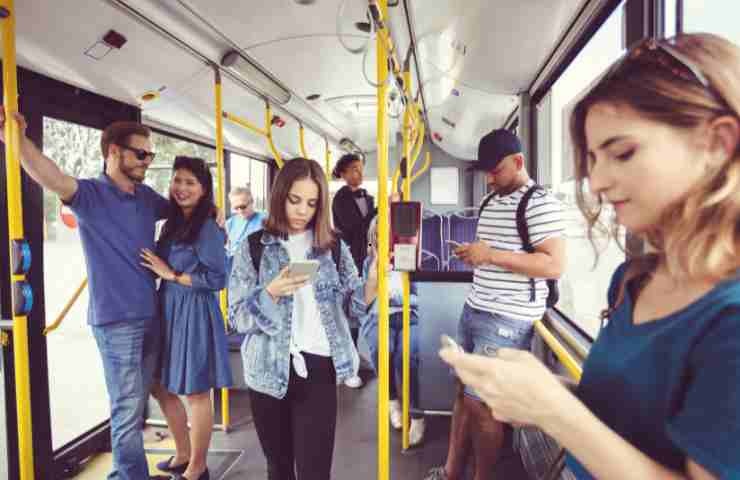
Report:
421,210,444,270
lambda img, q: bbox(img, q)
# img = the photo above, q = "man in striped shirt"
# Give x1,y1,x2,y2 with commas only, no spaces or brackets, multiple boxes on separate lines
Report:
425,129,566,480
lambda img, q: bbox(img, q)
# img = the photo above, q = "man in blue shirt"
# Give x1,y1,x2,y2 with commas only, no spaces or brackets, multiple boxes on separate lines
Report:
2,111,171,480
225,185,265,276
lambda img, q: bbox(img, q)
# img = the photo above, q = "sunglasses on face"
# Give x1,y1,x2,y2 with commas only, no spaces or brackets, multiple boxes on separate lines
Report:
118,144,156,162
233,203,253,211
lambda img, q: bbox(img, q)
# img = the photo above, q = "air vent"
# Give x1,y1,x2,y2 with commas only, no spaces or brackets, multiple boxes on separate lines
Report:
441,117,456,129
307,94,321,101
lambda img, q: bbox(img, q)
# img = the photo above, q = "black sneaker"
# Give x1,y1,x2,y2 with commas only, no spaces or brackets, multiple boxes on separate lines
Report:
156,456,189,475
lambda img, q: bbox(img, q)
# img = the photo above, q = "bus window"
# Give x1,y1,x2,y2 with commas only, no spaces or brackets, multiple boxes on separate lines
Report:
42,117,108,450
539,2,627,337
148,131,217,197
682,0,740,44
230,153,269,212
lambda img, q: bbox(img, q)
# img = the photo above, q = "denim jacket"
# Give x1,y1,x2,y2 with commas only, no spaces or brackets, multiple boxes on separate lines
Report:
228,230,369,399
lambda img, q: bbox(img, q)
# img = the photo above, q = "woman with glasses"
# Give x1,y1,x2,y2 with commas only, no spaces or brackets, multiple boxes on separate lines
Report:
225,185,266,276
441,33,740,479
140,156,233,480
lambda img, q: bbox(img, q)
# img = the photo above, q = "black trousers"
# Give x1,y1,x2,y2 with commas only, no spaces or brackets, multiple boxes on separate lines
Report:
249,353,337,480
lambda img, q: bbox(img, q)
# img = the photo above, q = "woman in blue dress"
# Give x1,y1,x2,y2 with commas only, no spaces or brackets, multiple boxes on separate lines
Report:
440,33,740,479
140,156,232,480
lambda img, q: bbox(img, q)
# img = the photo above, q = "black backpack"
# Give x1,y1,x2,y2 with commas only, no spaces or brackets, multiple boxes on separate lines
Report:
247,229,342,273
478,185,560,308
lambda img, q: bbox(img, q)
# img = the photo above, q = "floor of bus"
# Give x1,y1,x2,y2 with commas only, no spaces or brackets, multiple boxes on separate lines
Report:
72,372,528,479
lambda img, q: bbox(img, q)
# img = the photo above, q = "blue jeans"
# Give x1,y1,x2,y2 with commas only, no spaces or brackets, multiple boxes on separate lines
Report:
361,312,422,417
92,317,160,480
457,304,534,401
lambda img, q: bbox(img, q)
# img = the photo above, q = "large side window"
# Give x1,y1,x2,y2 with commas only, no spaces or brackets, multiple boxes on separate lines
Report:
148,132,217,197
230,153,269,212
682,0,740,44
42,117,108,450
540,2,627,337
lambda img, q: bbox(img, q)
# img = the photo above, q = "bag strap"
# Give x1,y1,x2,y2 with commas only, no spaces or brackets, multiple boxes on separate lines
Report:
248,229,342,273
516,185,541,301
247,230,265,272
477,191,497,218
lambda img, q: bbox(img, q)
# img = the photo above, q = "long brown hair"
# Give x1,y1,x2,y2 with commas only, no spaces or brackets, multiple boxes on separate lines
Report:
569,33,740,314
264,157,336,252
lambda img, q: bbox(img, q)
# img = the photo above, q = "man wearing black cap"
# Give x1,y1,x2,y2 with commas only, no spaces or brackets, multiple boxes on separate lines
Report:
425,129,566,480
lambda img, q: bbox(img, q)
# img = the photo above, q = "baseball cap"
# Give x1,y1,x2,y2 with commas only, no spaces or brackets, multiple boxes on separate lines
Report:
468,129,522,171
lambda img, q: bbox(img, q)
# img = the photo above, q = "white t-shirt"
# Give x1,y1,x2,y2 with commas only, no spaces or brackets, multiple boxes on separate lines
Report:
282,230,331,377
467,180,565,323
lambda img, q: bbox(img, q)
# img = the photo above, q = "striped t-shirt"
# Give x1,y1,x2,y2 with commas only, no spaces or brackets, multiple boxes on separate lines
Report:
466,179,565,323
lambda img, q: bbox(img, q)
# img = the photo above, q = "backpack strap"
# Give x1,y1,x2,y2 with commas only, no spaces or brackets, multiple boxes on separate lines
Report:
247,230,265,273
477,191,497,218
516,185,541,301
248,229,342,274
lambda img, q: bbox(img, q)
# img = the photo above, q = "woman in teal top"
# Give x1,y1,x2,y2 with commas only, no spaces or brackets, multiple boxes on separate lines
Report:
440,33,740,479
141,156,232,480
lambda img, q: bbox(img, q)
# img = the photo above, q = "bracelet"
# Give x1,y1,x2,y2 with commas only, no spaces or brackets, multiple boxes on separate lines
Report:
171,270,182,283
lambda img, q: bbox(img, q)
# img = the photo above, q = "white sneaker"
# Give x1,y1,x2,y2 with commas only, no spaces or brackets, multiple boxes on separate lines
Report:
389,400,402,430
344,375,363,389
409,418,425,447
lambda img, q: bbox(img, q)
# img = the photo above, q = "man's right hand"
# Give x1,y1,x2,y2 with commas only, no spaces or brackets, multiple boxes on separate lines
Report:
0,107,28,143
0,105,78,201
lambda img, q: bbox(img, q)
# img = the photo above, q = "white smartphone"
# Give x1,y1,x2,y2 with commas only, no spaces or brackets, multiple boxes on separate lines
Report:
287,260,320,281
440,334,464,353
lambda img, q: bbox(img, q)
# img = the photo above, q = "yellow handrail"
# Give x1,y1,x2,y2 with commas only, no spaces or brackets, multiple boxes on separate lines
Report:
299,124,308,158
265,102,283,168
223,104,284,169
223,111,267,137
43,278,88,335
2,1,36,477
213,67,231,430
410,151,431,184
534,320,582,381
400,66,413,450
324,137,331,182
375,0,391,477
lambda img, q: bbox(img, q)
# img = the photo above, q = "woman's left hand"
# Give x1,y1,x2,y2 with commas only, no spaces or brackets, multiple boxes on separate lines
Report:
439,347,571,428
140,248,175,280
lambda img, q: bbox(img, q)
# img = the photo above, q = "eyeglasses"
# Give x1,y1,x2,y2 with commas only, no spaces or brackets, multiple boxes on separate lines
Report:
233,204,252,211
118,144,156,162
600,37,728,106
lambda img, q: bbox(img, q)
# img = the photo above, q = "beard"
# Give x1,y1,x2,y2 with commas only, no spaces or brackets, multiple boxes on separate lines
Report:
120,163,146,183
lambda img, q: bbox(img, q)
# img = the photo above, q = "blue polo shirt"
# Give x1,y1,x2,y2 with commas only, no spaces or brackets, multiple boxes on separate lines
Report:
65,174,169,326
566,263,740,479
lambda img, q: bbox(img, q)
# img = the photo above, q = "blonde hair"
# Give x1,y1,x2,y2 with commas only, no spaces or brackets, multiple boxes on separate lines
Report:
569,33,740,310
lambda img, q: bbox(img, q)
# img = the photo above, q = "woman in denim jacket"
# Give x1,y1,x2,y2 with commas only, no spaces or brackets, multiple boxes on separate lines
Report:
229,157,378,480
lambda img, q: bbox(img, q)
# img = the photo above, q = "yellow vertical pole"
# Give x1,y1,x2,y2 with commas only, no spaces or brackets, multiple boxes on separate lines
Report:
400,67,412,451
213,67,230,430
1,1,36,478
299,124,308,158
376,0,390,477
324,138,331,182
265,102,284,168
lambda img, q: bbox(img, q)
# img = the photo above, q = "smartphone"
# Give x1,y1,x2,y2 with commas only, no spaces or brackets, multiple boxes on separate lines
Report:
287,260,320,281
440,334,464,353
446,239,464,248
